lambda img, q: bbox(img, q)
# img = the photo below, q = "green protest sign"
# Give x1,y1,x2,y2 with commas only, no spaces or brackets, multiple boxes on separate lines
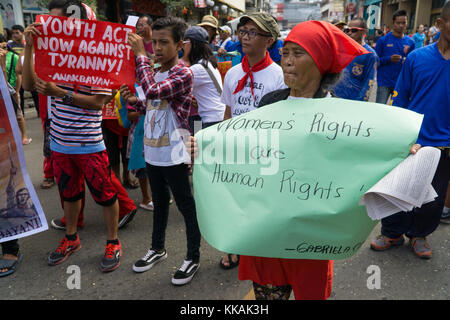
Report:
193,98,423,260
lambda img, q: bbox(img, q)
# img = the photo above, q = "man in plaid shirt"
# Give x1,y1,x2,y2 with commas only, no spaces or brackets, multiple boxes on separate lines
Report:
120,16,201,286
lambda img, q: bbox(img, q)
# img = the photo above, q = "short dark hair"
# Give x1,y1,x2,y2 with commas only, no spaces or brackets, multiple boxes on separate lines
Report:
393,10,407,22
3,28,11,40
185,37,218,69
152,16,187,43
139,14,153,26
351,17,367,29
11,25,24,33
48,0,87,19
237,20,245,31
0,34,7,43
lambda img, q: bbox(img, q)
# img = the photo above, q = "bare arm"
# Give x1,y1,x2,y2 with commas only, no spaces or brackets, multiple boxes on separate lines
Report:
22,23,42,91
0,49,8,82
34,79,111,110
223,106,232,120
14,55,22,102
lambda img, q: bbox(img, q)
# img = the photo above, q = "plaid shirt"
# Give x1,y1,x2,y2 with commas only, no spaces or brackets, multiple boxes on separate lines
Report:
131,55,193,129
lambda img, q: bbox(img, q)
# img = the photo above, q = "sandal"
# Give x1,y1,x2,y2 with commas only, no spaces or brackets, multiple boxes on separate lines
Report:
40,178,55,189
123,180,139,189
0,253,23,277
219,254,240,270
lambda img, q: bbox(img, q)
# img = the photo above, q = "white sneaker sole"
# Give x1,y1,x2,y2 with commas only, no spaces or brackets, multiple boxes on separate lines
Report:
132,252,167,273
171,264,199,286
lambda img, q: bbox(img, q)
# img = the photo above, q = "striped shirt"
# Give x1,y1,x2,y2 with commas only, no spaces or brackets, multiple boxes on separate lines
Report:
50,84,112,154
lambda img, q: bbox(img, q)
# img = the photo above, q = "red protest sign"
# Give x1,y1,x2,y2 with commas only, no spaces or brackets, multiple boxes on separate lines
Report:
34,15,135,90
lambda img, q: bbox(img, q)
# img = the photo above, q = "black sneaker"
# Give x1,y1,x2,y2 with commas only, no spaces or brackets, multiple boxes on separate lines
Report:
118,209,137,229
440,210,450,224
171,259,199,286
132,249,167,273
50,219,66,231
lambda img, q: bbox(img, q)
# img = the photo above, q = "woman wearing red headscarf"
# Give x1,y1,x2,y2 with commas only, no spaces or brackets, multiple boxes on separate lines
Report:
237,21,421,300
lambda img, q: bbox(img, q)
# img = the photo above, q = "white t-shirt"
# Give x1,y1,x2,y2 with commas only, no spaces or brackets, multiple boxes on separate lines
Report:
221,62,286,117
190,60,226,123
143,71,191,166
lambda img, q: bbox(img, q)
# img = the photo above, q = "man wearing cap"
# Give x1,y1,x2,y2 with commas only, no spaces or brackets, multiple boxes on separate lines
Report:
218,25,233,49
218,12,287,269
332,19,347,30
331,17,379,101
198,15,219,50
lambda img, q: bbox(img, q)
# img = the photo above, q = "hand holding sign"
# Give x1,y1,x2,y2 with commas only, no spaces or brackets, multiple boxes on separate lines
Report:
24,23,42,48
127,32,147,57
119,84,137,105
35,78,65,98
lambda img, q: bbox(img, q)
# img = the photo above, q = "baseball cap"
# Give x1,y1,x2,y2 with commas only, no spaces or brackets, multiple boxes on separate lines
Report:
184,26,209,43
332,19,347,27
219,26,232,34
239,12,280,39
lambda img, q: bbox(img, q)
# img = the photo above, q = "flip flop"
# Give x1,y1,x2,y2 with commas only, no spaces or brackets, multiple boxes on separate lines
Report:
0,253,23,277
139,201,154,211
219,254,240,270
123,180,139,189
40,178,55,189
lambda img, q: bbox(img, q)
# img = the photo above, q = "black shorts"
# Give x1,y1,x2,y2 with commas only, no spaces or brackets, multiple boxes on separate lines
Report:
102,125,128,167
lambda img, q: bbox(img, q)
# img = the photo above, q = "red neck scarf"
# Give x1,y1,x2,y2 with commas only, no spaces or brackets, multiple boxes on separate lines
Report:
233,51,273,97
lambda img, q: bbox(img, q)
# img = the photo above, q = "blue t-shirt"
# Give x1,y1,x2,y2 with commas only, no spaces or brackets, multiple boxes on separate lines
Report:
434,31,440,41
375,32,415,88
412,32,425,49
224,39,284,63
392,43,449,147
268,39,283,63
225,40,243,57
332,44,379,101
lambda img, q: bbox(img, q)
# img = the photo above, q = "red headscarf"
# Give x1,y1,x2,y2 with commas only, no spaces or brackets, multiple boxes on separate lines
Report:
284,21,369,75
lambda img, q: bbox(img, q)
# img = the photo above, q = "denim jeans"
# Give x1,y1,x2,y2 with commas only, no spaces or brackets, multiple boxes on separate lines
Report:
376,86,394,104
381,149,450,238
146,163,200,262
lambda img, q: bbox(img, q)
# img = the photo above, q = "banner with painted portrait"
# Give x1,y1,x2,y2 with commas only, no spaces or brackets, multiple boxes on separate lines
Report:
0,70,48,243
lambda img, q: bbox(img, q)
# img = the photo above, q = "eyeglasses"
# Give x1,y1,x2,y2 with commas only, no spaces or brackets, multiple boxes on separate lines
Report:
344,27,366,34
238,29,271,39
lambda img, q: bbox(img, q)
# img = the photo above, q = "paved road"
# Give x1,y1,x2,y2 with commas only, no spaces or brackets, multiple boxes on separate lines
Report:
2,106,449,300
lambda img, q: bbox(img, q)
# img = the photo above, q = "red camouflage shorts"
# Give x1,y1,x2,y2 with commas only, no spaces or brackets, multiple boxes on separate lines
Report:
52,150,117,206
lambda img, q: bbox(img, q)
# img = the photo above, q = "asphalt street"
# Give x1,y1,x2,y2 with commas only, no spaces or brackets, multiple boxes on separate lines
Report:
1,104,449,301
